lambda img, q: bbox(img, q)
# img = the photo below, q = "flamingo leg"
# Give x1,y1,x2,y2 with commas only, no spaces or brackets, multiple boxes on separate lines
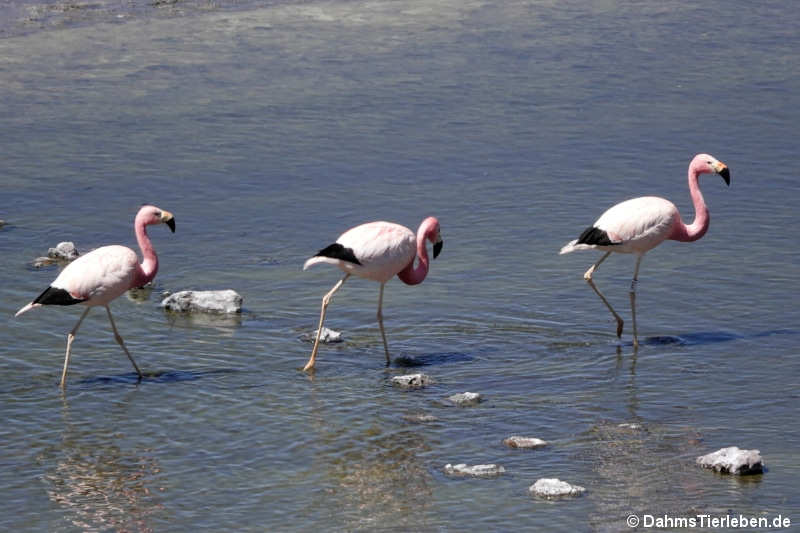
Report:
304,274,350,372
60,306,91,389
583,251,625,338
105,305,143,379
377,282,390,365
629,255,643,347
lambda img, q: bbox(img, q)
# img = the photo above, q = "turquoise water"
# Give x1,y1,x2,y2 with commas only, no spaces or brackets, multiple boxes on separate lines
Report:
1,1,799,531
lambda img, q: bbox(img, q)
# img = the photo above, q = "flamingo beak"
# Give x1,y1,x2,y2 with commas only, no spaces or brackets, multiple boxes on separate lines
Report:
713,162,730,186
433,239,443,259
161,210,176,232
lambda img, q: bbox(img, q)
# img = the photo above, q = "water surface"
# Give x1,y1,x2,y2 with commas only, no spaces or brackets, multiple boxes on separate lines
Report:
1,0,799,531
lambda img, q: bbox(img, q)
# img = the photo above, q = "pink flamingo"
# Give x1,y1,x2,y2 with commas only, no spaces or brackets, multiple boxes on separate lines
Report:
559,154,730,347
15,205,175,388
302,217,443,371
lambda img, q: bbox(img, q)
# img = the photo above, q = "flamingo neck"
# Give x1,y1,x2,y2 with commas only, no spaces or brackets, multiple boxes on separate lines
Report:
134,217,158,286
397,223,432,286
670,167,709,242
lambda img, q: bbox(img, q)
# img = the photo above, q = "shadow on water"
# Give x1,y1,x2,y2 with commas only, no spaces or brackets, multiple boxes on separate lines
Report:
78,368,238,386
632,329,798,347
392,352,474,367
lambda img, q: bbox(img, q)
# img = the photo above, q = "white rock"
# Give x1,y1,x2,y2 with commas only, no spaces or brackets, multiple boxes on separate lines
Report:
160,290,243,313
48,241,79,261
447,392,482,406
696,446,764,475
444,463,505,477
300,327,343,343
503,436,548,449
529,478,586,498
391,373,432,388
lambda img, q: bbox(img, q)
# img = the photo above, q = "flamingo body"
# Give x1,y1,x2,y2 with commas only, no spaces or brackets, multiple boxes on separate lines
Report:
560,196,680,256
303,221,417,283
560,154,730,346
15,205,175,388
302,217,443,371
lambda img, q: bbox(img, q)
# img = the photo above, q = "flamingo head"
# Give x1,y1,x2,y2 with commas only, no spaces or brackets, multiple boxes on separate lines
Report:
692,153,730,186
422,216,443,259
137,205,176,232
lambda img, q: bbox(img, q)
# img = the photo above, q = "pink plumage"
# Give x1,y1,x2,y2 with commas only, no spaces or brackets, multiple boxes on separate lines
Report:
15,205,175,388
302,217,443,371
560,154,730,346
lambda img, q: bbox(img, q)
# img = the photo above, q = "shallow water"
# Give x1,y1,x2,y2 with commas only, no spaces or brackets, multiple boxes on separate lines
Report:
1,0,799,531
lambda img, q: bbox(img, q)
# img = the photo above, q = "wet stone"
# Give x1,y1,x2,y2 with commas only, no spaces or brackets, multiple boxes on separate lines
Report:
503,436,548,449
696,446,764,475
34,241,80,267
444,463,505,477
160,289,243,313
447,392,482,406
529,478,586,498
391,373,432,389
48,241,79,260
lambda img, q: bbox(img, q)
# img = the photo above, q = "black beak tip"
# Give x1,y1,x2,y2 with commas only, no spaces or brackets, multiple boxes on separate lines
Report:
166,218,176,233
719,167,730,186
433,240,443,259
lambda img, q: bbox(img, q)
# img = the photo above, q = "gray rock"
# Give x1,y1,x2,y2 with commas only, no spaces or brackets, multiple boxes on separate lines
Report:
444,463,505,477
503,436,548,449
391,373,433,389
618,423,644,431
696,446,764,475
48,241,79,261
529,478,586,498
300,327,343,344
447,392,482,406
160,289,243,314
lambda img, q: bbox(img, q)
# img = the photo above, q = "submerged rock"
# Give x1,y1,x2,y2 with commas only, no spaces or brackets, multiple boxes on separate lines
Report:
503,436,548,449
529,478,586,498
391,373,433,389
696,446,764,475
444,463,505,477
618,423,645,431
447,392,482,406
160,290,243,313
300,327,343,344
402,413,439,423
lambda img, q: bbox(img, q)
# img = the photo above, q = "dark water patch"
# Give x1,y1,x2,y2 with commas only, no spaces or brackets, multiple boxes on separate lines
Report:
642,329,798,347
79,367,237,386
392,351,474,367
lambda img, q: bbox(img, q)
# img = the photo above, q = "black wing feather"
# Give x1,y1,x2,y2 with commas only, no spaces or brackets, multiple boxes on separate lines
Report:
576,226,620,246
32,286,86,306
313,243,362,265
